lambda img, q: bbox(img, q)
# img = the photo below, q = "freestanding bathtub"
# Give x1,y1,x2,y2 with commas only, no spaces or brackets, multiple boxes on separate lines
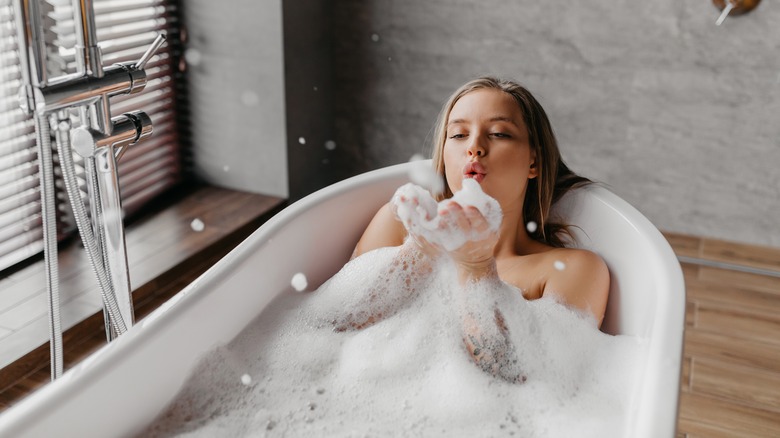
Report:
0,161,686,437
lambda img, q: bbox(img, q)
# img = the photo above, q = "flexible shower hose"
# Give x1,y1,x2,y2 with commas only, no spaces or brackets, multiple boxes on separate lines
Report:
54,118,128,335
34,114,62,380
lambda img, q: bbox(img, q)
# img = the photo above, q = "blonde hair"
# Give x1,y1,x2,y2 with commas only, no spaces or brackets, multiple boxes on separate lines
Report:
430,77,590,247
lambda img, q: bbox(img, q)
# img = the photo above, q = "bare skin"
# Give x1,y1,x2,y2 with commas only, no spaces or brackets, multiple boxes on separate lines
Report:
351,89,610,381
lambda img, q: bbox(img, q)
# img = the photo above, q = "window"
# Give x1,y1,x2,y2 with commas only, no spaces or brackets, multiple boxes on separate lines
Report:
0,0,184,272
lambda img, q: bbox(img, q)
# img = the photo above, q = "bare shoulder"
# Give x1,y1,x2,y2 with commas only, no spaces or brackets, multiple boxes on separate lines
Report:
352,202,407,258
543,247,610,325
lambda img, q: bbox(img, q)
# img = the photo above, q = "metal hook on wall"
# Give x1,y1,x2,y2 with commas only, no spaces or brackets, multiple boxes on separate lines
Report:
713,0,762,26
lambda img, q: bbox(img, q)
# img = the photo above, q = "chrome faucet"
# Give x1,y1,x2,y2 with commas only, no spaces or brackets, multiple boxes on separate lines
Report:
13,0,166,377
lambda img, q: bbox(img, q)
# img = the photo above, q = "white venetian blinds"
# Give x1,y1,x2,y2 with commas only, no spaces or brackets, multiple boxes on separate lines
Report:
0,0,183,272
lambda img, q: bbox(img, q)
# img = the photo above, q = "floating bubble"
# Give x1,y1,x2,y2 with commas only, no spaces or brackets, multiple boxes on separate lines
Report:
407,154,443,196
240,374,252,385
526,221,538,233
298,137,306,145
240,90,259,107
223,165,230,172
291,272,308,292
313,86,318,91
190,218,205,232
184,48,202,66
371,33,380,42
324,140,337,150
388,57,392,61
554,260,566,271
100,208,125,228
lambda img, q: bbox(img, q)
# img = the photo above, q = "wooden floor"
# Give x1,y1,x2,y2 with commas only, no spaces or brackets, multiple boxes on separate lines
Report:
0,185,285,410
667,233,780,438
0,209,779,436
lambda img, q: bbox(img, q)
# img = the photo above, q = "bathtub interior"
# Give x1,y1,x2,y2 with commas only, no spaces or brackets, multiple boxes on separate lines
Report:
0,161,685,438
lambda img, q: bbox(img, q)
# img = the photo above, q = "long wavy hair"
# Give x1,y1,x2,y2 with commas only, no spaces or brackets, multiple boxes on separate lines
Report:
431,77,590,247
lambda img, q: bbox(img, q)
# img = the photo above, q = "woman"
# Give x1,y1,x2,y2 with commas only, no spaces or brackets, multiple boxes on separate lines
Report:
346,77,609,381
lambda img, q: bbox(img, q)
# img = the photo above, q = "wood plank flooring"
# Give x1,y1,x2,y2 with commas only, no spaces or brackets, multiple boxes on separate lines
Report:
668,233,780,438
0,185,285,410
0,218,778,437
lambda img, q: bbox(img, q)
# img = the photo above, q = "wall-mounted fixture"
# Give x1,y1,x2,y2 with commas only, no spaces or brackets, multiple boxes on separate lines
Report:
713,0,762,25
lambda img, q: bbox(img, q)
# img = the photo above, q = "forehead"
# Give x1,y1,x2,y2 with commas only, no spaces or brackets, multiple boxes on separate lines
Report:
448,88,524,123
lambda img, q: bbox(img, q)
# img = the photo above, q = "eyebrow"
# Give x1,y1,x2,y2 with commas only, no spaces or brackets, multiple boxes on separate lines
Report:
447,116,518,126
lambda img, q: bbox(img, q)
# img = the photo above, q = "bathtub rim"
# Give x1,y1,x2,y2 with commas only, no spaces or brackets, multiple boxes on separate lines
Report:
0,160,686,437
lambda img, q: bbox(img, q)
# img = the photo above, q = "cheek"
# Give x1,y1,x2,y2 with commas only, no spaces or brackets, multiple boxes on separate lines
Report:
444,168,461,193
442,144,462,191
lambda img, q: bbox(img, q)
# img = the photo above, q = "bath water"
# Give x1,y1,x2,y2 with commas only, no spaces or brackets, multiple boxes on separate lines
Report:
140,249,645,438
140,183,647,437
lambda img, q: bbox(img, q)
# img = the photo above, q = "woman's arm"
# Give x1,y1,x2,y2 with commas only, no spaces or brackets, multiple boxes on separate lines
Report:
352,203,407,258
437,201,526,383
329,202,435,331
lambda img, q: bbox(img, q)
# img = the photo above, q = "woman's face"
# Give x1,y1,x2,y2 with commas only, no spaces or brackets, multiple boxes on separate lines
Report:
443,88,537,215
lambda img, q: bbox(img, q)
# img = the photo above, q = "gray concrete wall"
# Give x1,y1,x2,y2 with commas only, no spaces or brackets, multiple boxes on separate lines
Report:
184,0,288,198
319,0,780,247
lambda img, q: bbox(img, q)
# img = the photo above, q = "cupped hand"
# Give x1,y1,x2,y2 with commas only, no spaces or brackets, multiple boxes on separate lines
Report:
438,200,499,271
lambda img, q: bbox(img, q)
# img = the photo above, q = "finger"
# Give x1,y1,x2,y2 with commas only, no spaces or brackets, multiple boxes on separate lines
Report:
463,205,490,233
438,201,465,232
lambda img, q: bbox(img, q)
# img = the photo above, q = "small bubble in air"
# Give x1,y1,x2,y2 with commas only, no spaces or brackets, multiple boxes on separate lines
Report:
371,33,380,42
291,272,308,292
526,221,537,233
241,374,252,385
240,90,259,107
298,137,306,145
184,48,202,66
408,154,443,195
554,260,566,271
388,57,392,61
324,140,337,150
313,86,319,91
223,165,230,172
190,218,205,232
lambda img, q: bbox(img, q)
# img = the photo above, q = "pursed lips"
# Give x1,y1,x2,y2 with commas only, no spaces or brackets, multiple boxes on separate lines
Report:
462,161,486,183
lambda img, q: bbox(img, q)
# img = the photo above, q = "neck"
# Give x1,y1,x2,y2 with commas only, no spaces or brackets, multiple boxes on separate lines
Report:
494,200,548,258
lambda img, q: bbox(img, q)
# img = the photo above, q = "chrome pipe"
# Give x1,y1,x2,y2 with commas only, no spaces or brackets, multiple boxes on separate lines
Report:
14,0,165,353
94,146,134,331
13,0,63,380
12,0,48,88
72,0,103,78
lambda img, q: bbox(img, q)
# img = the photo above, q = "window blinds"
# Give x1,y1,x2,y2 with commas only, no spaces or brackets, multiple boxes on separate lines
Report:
0,0,183,272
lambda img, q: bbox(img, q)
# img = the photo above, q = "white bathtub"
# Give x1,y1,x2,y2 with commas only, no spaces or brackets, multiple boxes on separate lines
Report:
0,161,686,437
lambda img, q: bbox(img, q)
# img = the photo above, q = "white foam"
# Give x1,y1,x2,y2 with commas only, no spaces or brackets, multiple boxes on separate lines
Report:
526,221,538,233
392,180,501,251
142,244,645,437
407,155,443,196
291,273,308,292
190,218,205,232
240,90,259,107
184,48,202,66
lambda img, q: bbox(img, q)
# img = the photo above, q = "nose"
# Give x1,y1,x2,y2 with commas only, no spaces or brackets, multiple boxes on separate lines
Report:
467,136,486,158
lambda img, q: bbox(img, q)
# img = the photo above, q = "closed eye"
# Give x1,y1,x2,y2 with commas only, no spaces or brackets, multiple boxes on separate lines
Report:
448,133,467,139
490,132,511,138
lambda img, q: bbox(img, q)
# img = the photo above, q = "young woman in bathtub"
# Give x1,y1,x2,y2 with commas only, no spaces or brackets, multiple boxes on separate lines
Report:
345,77,609,382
